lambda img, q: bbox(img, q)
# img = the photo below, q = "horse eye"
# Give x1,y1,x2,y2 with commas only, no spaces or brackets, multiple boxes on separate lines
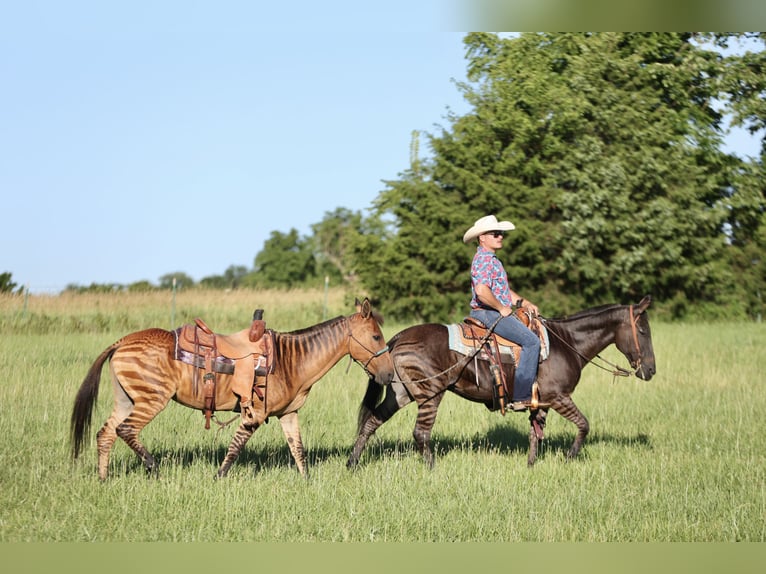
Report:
373,335,382,342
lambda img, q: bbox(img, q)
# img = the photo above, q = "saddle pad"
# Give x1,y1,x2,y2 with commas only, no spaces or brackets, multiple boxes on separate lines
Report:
445,322,550,363
445,324,517,363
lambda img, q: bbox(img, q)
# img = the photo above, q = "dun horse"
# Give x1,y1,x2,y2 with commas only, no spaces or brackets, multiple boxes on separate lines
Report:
347,296,655,468
71,298,394,479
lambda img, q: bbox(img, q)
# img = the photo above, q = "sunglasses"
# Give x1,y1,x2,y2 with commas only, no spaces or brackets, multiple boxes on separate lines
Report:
488,230,505,238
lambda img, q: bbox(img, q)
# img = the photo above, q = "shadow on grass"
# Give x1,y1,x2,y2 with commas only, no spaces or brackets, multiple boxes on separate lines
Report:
106,423,653,478
342,424,653,467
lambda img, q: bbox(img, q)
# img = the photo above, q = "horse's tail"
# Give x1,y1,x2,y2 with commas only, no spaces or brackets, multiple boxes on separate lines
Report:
70,342,119,459
356,375,385,436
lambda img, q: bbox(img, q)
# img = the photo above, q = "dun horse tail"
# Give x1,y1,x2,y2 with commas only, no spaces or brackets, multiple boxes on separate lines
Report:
70,342,119,459
356,376,385,436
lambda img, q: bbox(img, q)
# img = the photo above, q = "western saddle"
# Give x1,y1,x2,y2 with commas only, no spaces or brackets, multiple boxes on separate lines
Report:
173,309,274,428
458,308,549,415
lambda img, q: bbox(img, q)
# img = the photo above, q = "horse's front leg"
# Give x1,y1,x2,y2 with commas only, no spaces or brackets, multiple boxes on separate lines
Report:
279,411,309,478
552,395,590,460
217,422,259,478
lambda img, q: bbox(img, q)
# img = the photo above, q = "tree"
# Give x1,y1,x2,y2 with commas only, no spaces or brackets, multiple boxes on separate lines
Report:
248,229,316,288
714,33,766,320
158,272,195,290
715,32,766,155
354,33,762,321
0,272,19,293
199,265,249,289
350,164,470,322
127,280,155,292
63,282,123,293
310,207,363,284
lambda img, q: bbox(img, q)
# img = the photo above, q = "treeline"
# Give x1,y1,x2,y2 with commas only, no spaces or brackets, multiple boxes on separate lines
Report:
6,34,765,322
53,206,363,294
355,32,766,322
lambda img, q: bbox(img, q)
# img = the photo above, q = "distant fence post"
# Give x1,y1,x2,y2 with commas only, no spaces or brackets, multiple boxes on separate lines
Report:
22,284,29,320
171,277,177,327
323,275,329,320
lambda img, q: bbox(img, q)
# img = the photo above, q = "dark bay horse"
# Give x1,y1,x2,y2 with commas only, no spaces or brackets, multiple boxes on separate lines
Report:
71,298,394,480
347,296,655,468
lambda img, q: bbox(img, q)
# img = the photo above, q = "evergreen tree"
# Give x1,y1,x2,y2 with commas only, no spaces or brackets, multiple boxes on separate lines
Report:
353,33,762,321
715,32,766,320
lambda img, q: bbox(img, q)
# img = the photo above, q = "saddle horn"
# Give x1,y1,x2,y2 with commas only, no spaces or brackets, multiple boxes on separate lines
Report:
249,308,266,342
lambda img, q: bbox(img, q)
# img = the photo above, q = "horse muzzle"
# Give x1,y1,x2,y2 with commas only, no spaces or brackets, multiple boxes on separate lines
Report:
635,361,655,381
373,364,395,384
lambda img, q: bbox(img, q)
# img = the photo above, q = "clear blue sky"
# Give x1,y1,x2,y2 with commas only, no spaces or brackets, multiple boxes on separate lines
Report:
1,1,471,292
1,3,760,293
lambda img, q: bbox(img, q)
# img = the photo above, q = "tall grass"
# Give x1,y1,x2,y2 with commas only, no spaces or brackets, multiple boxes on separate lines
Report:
0,291,764,541
0,287,354,335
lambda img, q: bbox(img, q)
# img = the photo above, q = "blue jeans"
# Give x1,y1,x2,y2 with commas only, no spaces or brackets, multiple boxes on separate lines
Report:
469,308,540,402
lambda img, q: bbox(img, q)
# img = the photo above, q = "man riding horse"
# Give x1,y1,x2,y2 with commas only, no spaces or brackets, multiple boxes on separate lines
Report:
464,214,547,411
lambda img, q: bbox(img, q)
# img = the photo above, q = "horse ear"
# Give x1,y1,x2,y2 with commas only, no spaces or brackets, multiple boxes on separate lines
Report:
362,298,372,318
356,297,372,318
637,295,651,313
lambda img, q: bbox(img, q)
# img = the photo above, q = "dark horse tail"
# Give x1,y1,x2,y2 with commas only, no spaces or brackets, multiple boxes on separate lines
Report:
356,375,385,436
70,343,119,459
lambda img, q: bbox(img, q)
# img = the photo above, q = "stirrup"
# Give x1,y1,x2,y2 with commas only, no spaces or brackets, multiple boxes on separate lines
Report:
510,383,550,411
509,399,551,412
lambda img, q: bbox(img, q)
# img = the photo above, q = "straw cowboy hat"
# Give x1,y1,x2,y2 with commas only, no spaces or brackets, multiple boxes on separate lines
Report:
462,215,515,243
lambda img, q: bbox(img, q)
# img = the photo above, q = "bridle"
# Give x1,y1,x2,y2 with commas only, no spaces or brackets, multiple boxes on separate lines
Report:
628,304,643,374
544,305,643,380
345,317,390,375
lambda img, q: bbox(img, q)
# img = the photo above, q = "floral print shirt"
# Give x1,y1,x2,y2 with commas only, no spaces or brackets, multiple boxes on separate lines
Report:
470,245,511,309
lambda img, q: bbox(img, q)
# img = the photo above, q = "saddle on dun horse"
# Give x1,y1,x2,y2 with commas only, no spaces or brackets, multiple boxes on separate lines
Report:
173,309,274,428
456,308,549,415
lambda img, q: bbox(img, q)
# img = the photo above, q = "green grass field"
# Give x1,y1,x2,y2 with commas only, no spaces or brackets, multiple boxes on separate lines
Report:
1,290,764,541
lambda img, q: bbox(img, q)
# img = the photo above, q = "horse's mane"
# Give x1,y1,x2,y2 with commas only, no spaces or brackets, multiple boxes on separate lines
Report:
277,307,384,339
281,315,345,337
547,303,623,323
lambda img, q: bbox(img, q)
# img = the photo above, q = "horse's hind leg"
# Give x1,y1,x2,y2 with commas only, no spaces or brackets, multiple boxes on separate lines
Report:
553,395,590,460
347,383,410,469
95,379,134,480
413,393,444,469
96,422,119,481
114,392,171,478
116,421,158,477
104,371,171,479
217,423,258,478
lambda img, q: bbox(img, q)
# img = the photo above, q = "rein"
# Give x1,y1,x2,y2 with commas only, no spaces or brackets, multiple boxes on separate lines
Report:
541,305,640,381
